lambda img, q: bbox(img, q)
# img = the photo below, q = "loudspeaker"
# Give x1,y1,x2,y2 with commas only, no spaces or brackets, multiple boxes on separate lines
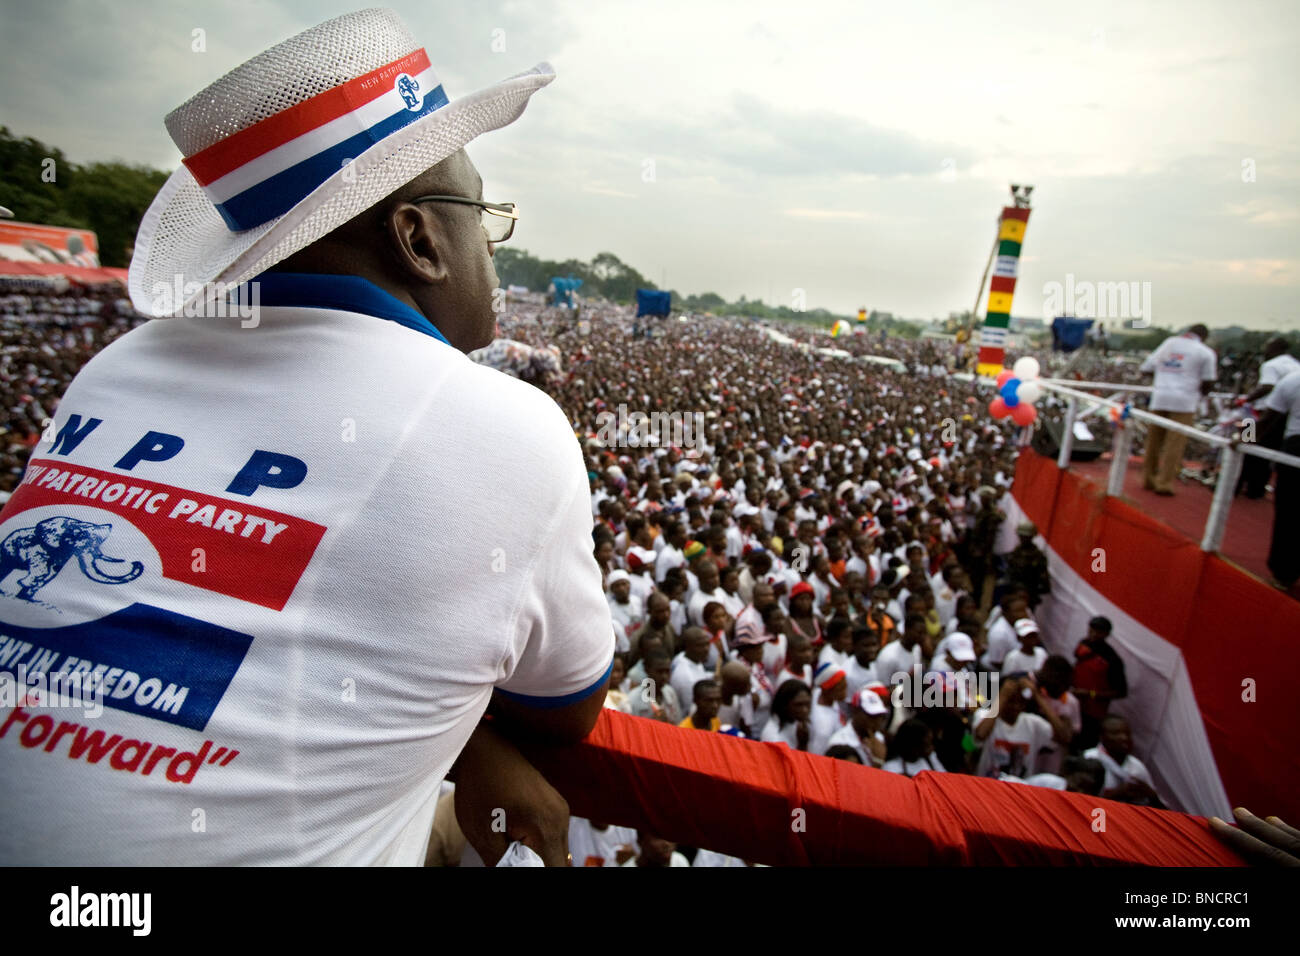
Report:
1032,420,1106,462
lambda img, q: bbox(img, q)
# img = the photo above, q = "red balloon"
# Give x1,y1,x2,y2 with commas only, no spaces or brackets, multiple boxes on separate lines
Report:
995,370,1015,388
1010,402,1038,426
989,396,1010,419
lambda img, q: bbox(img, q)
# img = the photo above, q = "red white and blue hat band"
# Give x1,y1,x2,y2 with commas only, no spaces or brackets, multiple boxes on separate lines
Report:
182,48,447,232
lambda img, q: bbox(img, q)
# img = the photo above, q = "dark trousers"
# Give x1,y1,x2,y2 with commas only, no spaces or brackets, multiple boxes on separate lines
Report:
1240,431,1281,498
1267,435,1300,586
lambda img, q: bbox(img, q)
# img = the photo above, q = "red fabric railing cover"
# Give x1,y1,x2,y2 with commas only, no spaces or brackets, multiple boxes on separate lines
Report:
536,709,1243,866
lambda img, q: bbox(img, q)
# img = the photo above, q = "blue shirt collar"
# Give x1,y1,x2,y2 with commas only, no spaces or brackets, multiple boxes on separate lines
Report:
245,272,452,346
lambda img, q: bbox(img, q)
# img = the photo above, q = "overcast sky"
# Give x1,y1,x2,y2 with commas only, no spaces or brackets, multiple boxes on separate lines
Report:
3,0,1297,329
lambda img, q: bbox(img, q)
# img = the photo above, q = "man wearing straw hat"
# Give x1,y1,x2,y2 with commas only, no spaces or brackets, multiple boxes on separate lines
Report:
0,8,612,866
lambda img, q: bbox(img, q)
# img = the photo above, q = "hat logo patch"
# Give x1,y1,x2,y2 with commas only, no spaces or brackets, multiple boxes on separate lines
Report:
395,73,421,111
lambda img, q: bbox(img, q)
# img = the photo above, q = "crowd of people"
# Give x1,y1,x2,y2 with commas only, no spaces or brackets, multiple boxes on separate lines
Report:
0,281,1283,866
0,277,145,498
481,300,1171,865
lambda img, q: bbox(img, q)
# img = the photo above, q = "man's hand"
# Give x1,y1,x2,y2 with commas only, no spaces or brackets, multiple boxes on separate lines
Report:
452,720,571,866
1209,808,1300,867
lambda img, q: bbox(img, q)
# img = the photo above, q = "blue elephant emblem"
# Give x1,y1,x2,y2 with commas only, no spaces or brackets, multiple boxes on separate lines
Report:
396,73,421,110
0,516,144,603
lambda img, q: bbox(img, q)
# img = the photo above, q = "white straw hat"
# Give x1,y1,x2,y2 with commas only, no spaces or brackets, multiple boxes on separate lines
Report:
128,7,554,317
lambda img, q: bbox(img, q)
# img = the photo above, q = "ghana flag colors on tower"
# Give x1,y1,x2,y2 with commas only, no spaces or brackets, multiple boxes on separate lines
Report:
977,203,1031,376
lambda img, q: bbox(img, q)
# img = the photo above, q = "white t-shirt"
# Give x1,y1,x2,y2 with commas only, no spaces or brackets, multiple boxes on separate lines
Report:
974,710,1054,779
621,851,690,867
1141,334,1217,413
608,593,645,634
882,754,946,777
1084,744,1157,796
568,817,638,868
983,615,1020,669
810,699,844,755
1001,646,1048,677
1259,353,1300,389
1263,369,1300,439
670,652,713,711
0,279,615,865
874,639,921,686
827,722,884,767
843,656,879,699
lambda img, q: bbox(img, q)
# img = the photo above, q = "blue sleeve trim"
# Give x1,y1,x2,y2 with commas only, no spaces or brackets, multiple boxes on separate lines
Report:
494,656,614,710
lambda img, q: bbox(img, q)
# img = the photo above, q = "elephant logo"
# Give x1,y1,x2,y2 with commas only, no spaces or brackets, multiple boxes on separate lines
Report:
0,516,144,606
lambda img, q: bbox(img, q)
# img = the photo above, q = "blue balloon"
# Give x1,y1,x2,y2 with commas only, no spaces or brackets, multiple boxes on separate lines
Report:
1000,378,1021,407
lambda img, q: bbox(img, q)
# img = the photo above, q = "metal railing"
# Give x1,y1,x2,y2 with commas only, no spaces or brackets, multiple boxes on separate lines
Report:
1029,378,1300,553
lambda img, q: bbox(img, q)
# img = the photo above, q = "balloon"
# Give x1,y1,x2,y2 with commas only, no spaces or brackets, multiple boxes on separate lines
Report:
1016,380,1043,404
1012,357,1040,381
995,370,1015,388
1010,402,1038,426
1000,378,1021,407
989,397,1010,419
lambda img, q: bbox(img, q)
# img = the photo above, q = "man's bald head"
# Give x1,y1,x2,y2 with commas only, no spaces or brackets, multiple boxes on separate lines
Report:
719,661,751,697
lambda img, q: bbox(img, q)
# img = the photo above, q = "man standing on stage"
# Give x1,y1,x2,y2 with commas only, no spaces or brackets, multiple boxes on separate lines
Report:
1139,325,1218,496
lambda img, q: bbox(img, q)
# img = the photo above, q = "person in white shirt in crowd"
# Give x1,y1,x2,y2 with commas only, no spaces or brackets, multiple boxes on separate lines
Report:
625,547,657,603
568,817,638,868
655,521,689,583
1239,338,1300,499
982,587,1030,670
973,677,1068,779
730,618,775,733
845,534,879,586
1260,368,1300,590
943,594,980,634
716,661,758,737
670,627,715,712
809,662,849,755
717,565,747,617
882,718,946,777
1033,656,1083,775
760,680,814,753
844,626,882,699
776,632,816,691
1139,324,1218,496
687,559,731,627
621,833,690,867
661,567,691,636
932,563,970,629
1084,715,1166,808
1001,618,1049,677
817,617,854,670
827,689,889,767
606,569,645,640
875,613,929,690
626,650,683,725
757,598,790,682
929,630,978,676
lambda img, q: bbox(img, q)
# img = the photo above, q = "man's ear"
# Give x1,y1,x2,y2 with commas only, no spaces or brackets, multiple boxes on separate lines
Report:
385,203,451,284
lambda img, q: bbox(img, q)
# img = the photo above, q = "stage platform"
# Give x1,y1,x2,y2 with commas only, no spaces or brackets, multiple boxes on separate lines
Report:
1069,452,1294,597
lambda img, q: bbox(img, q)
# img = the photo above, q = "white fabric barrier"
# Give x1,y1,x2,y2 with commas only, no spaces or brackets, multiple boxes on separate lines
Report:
1000,494,1232,819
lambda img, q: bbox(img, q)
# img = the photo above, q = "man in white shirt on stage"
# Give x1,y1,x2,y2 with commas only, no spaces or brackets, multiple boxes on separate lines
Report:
1139,325,1217,496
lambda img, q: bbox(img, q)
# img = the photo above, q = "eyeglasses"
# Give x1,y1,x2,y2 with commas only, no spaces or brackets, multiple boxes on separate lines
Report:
409,196,518,243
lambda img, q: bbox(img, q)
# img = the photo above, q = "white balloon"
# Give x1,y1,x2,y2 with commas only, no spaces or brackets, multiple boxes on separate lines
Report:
1017,380,1043,404
1012,357,1040,381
